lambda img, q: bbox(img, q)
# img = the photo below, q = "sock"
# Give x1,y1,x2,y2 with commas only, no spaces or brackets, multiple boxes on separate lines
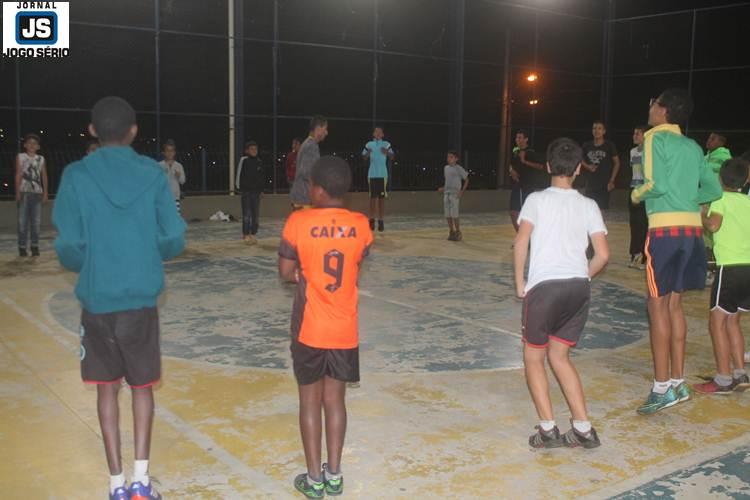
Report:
669,378,684,388
572,420,592,435
733,368,747,379
307,473,323,486
652,380,671,394
715,374,733,386
539,420,556,432
110,473,126,494
132,460,149,486
324,467,341,481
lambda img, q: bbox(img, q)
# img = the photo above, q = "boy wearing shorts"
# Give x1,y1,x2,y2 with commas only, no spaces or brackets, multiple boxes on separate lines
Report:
278,156,373,498
514,138,609,449
362,126,394,232
438,150,469,241
53,97,186,500
694,159,750,394
632,89,722,415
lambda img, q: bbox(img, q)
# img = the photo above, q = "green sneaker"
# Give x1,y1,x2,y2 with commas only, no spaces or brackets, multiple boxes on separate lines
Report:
637,387,679,415
674,382,691,403
293,473,325,499
322,463,343,496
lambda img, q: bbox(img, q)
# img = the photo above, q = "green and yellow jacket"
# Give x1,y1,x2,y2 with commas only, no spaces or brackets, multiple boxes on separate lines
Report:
631,124,722,228
705,146,732,174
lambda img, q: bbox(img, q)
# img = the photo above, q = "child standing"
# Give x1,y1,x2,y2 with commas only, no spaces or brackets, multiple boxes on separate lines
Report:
694,159,750,394
361,126,394,232
53,96,186,500
438,150,469,241
278,156,373,498
705,132,732,174
628,125,649,269
15,133,48,257
514,138,609,449
158,139,186,214
632,89,722,415
236,140,265,243
581,121,620,210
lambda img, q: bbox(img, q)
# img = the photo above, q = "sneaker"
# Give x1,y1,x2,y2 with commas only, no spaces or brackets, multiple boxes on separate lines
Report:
369,218,375,231
528,426,563,449
19,247,27,257
322,463,343,496
562,427,601,449
731,374,750,392
628,255,638,268
129,481,161,500
455,230,463,241
674,382,691,403
377,220,384,232
293,473,325,499
31,246,40,257
448,231,456,241
110,486,129,500
637,387,679,415
693,380,732,395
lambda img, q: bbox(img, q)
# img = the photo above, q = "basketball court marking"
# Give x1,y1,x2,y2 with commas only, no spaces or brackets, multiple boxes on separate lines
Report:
1,291,289,497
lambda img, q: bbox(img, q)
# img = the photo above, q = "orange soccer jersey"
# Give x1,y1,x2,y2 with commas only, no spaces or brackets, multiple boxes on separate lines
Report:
279,208,373,349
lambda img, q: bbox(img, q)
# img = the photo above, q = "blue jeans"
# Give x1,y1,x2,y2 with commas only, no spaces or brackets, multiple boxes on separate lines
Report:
18,192,42,249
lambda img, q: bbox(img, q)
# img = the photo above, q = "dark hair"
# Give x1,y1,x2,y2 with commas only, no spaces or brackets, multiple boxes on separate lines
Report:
374,125,384,131
634,125,649,133
515,129,529,139
592,119,606,128
447,150,460,159
311,156,351,199
720,158,749,190
546,137,582,177
244,140,258,149
23,133,41,144
162,139,176,151
309,115,328,132
84,138,99,149
710,132,727,145
658,88,693,126
292,137,302,144
91,96,136,142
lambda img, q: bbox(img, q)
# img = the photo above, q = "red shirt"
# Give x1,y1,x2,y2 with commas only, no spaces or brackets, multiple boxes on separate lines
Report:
285,151,298,183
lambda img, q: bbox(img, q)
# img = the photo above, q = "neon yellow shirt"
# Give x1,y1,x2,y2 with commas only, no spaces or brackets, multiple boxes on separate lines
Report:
709,191,750,265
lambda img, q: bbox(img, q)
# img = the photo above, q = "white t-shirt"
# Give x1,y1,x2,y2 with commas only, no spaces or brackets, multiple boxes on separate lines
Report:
518,187,607,292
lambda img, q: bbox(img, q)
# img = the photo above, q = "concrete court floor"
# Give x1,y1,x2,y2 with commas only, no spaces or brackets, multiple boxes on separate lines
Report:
1,211,749,499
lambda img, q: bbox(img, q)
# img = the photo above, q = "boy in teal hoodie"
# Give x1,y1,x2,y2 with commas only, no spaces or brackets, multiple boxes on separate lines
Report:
53,97,185,500
632,89,722,415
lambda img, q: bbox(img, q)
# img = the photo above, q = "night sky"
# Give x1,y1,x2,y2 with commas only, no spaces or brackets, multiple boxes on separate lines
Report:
1,0,747,194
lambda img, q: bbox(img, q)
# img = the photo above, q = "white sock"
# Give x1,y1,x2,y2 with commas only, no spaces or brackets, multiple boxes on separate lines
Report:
652,380,671,394
539,420,556,432
132,460,150,485
572,420,592,434
324,467,341,481
110,473,126,494
733,368,746,379
669,378,684,388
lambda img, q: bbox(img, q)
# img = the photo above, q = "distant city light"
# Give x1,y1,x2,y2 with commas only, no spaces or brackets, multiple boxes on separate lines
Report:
529,99,539,105
80,133,85,137
527,73,538,82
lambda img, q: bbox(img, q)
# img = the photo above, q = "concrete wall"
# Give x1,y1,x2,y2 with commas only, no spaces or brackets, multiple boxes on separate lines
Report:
0,189,632,230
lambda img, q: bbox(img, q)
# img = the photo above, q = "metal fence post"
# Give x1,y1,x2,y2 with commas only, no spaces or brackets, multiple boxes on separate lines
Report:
201,148,208,192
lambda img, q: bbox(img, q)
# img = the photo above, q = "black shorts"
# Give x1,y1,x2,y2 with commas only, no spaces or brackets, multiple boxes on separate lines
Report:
711,265,750,314
291,338,359,385
645,226,706,298
522,278,591,348
369,178,386,199
510,183,523,212
80,307,161,388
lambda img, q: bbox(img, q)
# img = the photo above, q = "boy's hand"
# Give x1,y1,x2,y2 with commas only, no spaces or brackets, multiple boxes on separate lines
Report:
607,181,615,192
15,192,21,202
458,190,465,198
515,282,526,299
510,168,520,182
380,147,389,155
437,187,445,192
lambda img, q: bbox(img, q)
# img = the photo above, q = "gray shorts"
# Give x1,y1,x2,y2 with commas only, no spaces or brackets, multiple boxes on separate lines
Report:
444,192,460,218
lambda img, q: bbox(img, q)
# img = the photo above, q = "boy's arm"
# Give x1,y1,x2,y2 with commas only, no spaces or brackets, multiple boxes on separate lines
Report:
697,158,723,205
278,257,299,283
519,150,545,171
608,154,621,192
14,155,22,202
278,216,299,282
41,160,49,202
632,133,668,203
513,220,533,298
460,174,469,196
52,171,86,272
177,163,186,184
156,174,186,260
588,231,609,278
702,203,724,233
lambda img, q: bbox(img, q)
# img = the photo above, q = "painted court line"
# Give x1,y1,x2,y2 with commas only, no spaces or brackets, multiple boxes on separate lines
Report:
228,257,524,339
2,292,289,497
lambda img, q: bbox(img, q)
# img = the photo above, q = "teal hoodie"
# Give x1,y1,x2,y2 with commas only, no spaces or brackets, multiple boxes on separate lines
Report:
53,146,186,314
